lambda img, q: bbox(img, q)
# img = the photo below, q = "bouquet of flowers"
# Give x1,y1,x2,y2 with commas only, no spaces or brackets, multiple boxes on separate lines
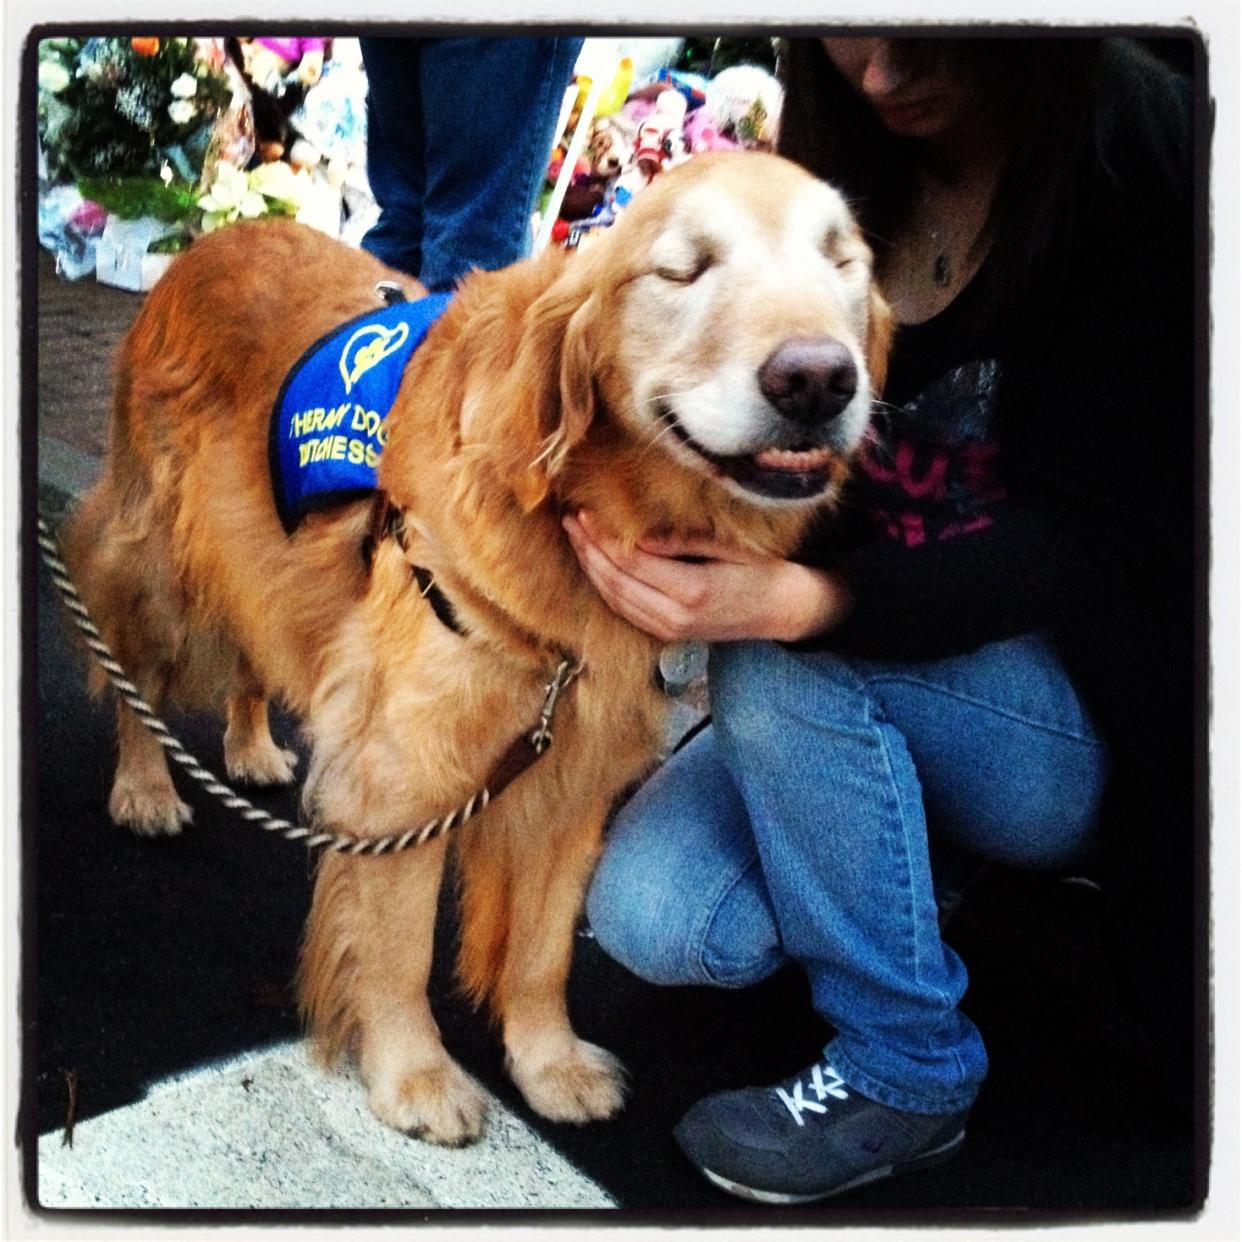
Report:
38,36,231,183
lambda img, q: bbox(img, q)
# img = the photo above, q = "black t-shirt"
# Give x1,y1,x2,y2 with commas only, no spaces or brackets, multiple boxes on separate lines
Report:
837,273,1009,574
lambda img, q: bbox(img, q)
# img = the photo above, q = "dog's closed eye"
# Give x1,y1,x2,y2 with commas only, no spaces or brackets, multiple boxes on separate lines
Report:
654,250,716,285
819,225,870,274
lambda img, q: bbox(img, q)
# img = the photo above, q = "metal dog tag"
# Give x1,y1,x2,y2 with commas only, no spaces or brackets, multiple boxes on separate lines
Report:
658,641,708,691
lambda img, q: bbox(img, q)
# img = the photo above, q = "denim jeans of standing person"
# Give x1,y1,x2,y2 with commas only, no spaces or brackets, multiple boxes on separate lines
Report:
360,36,582,291
586,633,1109,1115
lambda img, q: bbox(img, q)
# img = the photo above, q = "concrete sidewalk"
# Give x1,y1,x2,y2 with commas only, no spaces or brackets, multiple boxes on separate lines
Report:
36,1042,614,1210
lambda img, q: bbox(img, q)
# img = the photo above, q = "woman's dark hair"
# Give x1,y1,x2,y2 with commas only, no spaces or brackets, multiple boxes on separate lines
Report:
777,37,1190,335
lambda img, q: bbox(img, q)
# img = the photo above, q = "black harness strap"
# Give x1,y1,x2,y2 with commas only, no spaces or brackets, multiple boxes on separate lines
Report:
359,493,400,572
412,565,467,636
361,493,467,637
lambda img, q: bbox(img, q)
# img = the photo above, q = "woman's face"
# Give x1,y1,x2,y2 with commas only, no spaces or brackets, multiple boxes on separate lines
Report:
821,38,977,140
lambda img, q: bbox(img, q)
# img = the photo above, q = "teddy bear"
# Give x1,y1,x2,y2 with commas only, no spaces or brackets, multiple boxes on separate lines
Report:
703,63,783,150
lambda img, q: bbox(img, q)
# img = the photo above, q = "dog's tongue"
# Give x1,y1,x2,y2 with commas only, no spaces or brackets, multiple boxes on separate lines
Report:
752,445,835,473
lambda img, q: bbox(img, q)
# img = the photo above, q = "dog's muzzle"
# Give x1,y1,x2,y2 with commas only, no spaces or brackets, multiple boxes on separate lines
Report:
657,333,867,502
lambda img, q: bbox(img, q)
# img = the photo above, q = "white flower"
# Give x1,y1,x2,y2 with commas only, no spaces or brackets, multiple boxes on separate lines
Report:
198,161,267,231
170,73,198,98
249,160,310,209
238,190,268,219
199,161,246,209
168,99,197,125
159,161,174,185
38,60,71,93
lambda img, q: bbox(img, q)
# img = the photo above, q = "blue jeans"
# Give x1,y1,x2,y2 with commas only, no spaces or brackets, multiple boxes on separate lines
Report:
586,634,1109,1115
360,37,582,290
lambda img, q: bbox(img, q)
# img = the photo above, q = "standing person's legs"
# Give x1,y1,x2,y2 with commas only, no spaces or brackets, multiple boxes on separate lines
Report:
359,37,428,277
415,36,582,290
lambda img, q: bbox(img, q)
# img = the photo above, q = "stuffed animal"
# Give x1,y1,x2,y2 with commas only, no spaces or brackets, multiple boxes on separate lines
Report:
286,49,368,185
683,106,740,155
248,36,326,90
633,88,688,180
703,64,783,150
586,113,637,179
559,175,610,221
227,36,328,164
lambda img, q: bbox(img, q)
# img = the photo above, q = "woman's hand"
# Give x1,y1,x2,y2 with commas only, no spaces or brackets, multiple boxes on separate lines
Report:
562,510,853,643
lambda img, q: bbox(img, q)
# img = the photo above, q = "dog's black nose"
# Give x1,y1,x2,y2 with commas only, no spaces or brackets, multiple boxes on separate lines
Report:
758,338,858,425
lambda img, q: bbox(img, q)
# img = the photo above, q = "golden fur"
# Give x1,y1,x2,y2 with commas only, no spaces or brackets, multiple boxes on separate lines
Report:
63,152,891,1144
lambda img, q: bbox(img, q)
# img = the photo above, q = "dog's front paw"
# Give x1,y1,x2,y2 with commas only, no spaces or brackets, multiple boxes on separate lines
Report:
224,739,299,787
367,1060,489,1146
509,1038,628,1124
108,776,192,837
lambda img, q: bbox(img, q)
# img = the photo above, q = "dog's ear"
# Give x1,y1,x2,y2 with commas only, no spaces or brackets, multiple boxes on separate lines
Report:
865,284,893,399
534,286,599,504
472,257,600,514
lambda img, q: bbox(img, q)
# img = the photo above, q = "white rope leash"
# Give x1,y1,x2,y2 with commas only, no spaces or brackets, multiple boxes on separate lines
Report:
36,512,507,856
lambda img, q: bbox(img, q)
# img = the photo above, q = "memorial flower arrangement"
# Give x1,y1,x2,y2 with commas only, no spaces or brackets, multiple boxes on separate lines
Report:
38,36,317,280
197,158,310,232
37,37,231,184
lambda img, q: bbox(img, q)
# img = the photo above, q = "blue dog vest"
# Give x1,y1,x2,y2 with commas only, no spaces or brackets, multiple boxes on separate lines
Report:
269,291,453,533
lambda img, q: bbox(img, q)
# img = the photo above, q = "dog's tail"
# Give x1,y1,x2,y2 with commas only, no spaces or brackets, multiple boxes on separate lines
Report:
58,359,180,704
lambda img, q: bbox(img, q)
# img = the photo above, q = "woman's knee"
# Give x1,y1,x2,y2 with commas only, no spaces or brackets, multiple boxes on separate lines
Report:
584,850,705,987
583,720,790,988
692,860,786,988
585,826,784,990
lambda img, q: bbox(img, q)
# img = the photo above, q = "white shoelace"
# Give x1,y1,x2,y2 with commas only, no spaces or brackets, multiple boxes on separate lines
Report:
775,1063,851,1127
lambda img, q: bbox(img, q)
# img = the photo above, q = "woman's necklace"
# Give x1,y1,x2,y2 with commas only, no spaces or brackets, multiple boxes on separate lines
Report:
884,140,1003,324
920,186,967,289
918,180,983,293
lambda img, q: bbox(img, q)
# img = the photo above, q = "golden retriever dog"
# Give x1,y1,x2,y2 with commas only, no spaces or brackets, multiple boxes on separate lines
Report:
62,151,890,1144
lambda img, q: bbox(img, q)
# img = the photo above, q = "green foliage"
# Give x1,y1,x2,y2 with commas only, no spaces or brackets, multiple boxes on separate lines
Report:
76,175,201,224
735,99,769,145
146,231,193,254
38,37,231,182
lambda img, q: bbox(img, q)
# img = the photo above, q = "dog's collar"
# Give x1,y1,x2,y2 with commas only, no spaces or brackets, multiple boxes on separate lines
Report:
411,565,466,636
363,499,684,710
361,495,583,678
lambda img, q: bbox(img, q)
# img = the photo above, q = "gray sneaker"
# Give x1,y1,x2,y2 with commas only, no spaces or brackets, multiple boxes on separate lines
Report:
674,1061,967,1204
